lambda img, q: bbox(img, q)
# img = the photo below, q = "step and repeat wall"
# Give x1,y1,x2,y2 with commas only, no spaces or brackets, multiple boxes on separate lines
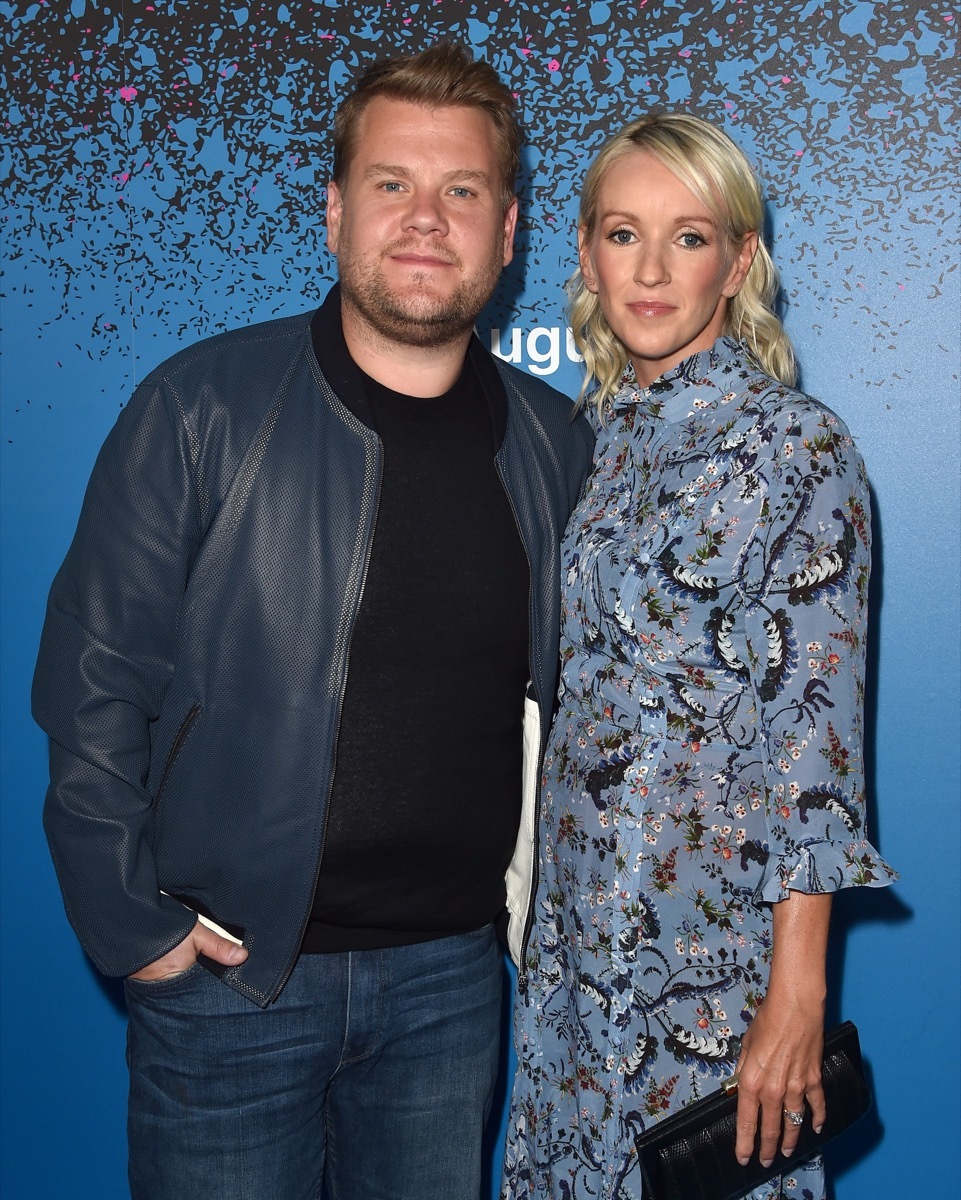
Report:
3,2,957,1196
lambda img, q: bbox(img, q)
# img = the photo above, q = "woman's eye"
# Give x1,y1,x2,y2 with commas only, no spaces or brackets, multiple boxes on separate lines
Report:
680,231,706,248
607,228,635,245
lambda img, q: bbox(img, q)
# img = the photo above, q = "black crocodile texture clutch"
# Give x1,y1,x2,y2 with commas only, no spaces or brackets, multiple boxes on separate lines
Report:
634,1021,872,1200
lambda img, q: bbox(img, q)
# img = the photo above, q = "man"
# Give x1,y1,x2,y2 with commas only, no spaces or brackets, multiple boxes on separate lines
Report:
33,44,593,1200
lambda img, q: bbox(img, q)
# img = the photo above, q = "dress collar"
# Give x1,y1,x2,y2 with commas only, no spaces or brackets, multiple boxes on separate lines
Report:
608,336,750,424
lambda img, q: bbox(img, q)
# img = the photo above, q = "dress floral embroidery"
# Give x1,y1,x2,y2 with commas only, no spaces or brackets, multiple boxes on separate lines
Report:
502,338,896,1200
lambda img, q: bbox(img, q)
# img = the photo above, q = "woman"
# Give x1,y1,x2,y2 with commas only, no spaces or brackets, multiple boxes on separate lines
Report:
502,114,895,1200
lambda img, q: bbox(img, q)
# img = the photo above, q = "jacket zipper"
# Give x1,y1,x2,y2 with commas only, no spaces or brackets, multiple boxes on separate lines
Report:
271,426,384,1001
153,704,201,811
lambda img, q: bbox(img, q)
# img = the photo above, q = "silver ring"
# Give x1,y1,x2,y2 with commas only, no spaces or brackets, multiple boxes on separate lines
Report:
783,1108,805,1126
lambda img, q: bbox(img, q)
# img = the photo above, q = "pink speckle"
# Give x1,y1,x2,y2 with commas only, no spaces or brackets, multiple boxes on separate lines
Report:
943,14,953,20
679,49,692,58
548,58,560,71
520,47,531,56
781,75,791,83
119,86,138,101
794,150,804,158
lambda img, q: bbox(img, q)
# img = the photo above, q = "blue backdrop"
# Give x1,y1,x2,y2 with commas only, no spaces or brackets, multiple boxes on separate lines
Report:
2,2,958,1196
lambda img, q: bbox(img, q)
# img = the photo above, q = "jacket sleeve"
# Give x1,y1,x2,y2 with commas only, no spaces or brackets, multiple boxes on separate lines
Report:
739,404,897,899
33,378,203,976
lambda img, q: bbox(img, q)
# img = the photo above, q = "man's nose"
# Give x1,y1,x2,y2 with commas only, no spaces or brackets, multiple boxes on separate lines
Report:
402,191,450,237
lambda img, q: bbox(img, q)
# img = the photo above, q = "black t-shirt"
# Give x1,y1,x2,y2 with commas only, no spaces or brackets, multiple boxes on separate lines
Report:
302,359,530,952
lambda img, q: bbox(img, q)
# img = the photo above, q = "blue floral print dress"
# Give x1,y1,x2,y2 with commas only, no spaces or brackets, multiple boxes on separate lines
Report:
501,338,896,1200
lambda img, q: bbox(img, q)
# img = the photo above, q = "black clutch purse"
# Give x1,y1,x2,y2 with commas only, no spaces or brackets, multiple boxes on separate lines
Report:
634,1021,871,1200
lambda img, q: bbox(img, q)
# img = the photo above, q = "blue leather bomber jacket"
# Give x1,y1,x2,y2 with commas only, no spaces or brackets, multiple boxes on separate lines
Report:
33,289,594,1007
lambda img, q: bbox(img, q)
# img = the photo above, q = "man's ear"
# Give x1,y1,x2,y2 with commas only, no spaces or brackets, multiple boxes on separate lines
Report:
502,197,519,267
326,181,343,255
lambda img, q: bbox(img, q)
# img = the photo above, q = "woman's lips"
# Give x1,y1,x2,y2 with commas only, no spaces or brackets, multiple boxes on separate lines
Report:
627,300,675,315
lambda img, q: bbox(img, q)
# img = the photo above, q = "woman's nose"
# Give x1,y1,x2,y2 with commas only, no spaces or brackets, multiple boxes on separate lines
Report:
634,243,670,286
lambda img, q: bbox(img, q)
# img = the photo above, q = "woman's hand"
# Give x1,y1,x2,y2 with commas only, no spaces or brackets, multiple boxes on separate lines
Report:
733,984,826,1166
733,891,832,1168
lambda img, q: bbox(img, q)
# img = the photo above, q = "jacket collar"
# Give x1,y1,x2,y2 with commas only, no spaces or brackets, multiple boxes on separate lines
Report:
309,284,377,430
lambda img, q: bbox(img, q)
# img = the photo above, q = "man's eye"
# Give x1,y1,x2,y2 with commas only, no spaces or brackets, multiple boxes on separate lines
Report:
381,181,404,193
450,187,474,198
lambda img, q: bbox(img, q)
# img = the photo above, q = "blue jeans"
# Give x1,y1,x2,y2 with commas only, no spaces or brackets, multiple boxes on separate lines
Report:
125,926,503,1200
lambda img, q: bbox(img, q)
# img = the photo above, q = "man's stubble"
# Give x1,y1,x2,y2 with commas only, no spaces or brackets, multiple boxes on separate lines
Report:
337,232,506,351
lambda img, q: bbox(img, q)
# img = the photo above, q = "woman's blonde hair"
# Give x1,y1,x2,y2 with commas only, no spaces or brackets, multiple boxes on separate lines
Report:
569,112,797,412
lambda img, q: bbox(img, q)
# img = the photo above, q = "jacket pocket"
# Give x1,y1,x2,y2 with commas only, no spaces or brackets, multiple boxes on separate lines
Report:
153,705,201,811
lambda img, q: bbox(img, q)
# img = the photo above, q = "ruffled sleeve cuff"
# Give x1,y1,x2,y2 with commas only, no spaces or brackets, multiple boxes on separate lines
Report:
756,836,899,903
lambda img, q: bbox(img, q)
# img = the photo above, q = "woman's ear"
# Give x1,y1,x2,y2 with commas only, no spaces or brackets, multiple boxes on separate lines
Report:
722,230,759,299
577,227,598,293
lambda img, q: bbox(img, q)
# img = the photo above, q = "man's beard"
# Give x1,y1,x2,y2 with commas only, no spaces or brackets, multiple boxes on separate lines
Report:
338,237,503,349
